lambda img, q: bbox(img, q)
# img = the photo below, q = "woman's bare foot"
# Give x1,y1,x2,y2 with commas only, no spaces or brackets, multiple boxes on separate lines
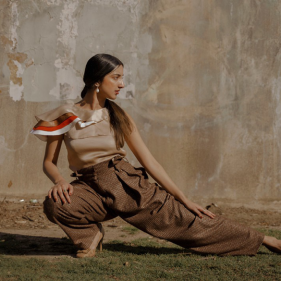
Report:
262,235,281,253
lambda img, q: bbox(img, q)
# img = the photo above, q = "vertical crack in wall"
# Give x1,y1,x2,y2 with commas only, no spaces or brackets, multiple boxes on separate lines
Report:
7,1,34,101
9,1,18,51
49,0,83,100
7,1,22,101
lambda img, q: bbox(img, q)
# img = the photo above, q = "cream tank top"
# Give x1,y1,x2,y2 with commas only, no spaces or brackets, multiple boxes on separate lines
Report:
30,100,127,171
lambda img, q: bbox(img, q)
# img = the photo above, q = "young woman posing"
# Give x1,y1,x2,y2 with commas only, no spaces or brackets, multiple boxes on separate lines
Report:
31,54,281,258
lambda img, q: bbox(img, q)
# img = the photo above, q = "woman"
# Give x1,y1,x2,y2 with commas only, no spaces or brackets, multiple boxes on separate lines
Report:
31,54,281,258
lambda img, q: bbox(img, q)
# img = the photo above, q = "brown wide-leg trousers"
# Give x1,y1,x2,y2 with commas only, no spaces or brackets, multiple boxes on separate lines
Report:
43,155,264,256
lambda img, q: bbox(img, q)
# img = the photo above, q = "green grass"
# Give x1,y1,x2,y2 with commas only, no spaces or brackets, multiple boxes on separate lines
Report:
0,228,281,281
122,225,140,235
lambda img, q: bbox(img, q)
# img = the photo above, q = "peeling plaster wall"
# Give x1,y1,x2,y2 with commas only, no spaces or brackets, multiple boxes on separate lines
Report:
1,0,281,208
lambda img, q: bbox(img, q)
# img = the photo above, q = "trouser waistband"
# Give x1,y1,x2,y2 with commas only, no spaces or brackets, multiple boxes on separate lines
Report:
70,155,128,178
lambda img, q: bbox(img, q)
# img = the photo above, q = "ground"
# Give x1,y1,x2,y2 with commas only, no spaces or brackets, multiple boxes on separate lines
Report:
0,198,280,258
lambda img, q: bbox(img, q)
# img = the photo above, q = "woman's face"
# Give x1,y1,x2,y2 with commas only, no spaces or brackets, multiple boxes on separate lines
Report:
99,65,124,100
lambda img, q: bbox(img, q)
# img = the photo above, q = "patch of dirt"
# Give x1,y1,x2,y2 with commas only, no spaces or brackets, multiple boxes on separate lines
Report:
0,200,151,243
206,203,281,230
0,199,280,257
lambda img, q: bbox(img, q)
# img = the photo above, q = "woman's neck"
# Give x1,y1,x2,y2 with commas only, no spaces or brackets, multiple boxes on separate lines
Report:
79,91,106,110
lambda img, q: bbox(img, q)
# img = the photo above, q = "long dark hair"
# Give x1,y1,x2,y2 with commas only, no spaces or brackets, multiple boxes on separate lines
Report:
81,54,133,150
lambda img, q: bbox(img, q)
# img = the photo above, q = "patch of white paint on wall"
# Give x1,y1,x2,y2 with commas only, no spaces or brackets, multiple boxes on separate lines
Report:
14,60,24,77
49,66,84,99
10,1,19,50
9,81,24,102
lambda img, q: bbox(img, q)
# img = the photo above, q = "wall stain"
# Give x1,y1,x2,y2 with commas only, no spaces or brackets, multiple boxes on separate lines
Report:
7,52,28,86
1,36,13,47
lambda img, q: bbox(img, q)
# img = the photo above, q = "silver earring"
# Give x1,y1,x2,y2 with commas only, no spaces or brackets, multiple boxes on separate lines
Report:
96,86,99,93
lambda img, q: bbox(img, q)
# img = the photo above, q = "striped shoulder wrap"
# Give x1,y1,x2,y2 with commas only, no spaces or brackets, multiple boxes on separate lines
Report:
30,101,109,141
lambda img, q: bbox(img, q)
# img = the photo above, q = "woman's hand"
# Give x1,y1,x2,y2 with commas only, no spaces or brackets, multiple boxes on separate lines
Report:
183,199,216,219
48,179,74,204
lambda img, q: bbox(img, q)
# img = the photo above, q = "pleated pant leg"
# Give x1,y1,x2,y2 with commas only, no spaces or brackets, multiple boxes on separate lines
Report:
85,156,265,256
43,180,116,249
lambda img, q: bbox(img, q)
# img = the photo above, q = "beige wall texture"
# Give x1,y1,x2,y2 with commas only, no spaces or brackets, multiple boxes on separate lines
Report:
1,0,281,208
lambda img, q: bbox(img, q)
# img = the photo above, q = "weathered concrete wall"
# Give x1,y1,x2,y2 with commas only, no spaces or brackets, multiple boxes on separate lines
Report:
1,0,281,208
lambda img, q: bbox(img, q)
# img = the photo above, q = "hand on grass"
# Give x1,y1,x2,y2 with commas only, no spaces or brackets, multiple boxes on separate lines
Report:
48,179,73,204
183,199,216,219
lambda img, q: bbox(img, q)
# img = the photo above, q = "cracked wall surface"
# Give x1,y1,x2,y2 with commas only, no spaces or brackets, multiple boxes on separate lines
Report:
1,0,281,208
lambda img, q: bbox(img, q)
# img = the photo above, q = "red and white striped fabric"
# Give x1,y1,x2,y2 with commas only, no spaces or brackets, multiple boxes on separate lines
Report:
30,112,80,141
30,101,109,141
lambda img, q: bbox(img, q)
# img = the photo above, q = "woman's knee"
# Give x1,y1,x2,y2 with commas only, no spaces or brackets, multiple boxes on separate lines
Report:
43,194,81,223
43,196,59,223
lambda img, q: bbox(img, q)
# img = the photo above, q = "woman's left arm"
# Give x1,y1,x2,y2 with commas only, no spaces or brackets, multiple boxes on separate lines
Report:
124,112,215,219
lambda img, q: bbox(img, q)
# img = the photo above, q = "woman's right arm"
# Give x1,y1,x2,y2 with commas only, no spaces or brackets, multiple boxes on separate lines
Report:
43,135,73,204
